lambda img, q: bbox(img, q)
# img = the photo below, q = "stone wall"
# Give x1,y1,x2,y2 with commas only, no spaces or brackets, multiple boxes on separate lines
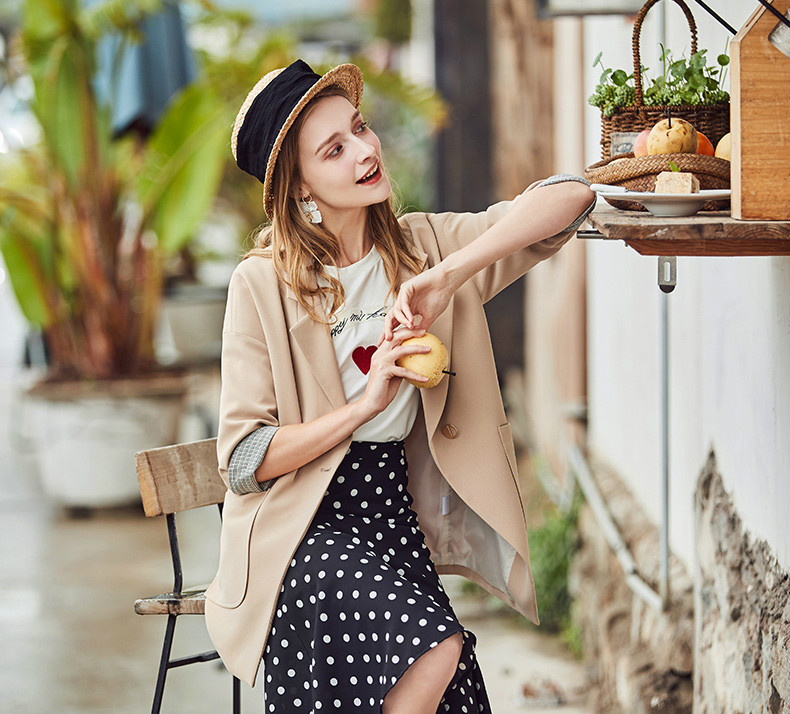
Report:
569,455,695,714
694,451,790,714
570,449,790,713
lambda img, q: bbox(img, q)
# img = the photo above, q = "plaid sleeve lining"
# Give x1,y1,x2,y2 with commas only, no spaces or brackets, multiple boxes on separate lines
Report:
227,425,279,495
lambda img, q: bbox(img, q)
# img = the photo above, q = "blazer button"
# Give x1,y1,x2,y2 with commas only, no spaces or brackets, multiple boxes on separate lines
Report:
442,424,459,439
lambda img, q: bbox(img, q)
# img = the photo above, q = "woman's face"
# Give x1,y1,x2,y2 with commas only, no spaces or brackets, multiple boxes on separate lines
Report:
296,95,391,219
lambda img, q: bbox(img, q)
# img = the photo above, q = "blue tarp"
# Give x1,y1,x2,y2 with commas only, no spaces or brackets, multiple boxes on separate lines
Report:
94,0,195,136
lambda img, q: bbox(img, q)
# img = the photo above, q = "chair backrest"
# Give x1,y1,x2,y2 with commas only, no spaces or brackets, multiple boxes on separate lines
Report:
135,438,226,517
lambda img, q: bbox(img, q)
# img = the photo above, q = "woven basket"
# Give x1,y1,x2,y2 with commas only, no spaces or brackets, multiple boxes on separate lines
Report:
598,0,730,159
584,153,731,211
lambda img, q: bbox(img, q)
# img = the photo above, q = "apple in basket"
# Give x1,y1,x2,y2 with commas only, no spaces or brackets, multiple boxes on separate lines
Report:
633,128,651,157
647,118,699,155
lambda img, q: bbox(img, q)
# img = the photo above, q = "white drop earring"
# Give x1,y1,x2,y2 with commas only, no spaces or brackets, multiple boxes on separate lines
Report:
300,194,322,224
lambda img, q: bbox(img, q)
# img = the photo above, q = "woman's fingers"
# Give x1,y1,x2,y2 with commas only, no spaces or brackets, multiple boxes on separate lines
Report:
392,366,429,383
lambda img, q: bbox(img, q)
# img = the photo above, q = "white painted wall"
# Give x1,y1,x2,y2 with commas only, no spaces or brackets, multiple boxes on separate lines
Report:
555,2,790,571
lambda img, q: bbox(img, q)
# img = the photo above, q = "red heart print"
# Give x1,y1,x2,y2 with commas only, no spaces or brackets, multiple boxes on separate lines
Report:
352,345,377,374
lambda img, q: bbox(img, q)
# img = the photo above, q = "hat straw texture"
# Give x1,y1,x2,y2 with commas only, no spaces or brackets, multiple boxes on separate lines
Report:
231,60,364,218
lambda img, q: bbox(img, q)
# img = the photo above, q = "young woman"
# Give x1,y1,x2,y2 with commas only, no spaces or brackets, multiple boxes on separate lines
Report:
204,59,595,714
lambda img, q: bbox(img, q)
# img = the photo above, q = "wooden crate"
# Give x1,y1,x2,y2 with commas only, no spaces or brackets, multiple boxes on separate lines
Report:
731,0,790,220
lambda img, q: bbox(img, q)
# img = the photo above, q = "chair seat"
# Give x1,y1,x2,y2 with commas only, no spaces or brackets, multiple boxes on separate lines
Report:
135,585,209,615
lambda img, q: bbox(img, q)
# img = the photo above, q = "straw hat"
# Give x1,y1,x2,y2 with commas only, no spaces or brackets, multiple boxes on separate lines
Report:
231,59,364,218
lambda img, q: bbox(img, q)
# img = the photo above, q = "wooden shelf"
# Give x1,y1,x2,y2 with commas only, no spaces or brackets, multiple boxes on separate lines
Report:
582,203,790,257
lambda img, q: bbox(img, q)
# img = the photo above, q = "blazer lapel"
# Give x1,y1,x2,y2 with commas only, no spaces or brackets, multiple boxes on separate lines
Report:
287,286,347,411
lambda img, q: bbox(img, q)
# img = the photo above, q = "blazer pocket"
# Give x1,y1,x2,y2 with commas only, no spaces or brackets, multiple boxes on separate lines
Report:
205,491,269,608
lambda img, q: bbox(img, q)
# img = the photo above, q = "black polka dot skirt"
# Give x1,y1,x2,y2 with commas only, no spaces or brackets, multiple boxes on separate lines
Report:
262,440,492,713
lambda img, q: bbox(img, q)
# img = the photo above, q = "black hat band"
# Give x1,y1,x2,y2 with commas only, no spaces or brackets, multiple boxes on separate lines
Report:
235,59,322,184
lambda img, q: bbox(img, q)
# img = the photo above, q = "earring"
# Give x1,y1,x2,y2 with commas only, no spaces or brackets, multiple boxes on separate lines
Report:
300,194,322,224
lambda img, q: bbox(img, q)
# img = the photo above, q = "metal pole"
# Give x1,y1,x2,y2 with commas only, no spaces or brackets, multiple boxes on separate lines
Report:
660,290,670,609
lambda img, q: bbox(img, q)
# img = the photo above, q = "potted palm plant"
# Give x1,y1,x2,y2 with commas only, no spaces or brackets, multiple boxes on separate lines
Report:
0,0,228,507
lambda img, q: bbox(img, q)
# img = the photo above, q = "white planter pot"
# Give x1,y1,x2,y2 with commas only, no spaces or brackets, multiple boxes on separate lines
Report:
26,388,185,508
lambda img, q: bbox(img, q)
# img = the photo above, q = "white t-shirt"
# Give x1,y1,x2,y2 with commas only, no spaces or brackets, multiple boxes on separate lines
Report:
320,245,419,442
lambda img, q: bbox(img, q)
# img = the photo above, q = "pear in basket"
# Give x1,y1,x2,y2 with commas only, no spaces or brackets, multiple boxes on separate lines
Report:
647,118,699,155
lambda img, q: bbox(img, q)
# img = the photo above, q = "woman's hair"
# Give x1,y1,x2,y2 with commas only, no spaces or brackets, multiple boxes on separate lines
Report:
243,86,424,325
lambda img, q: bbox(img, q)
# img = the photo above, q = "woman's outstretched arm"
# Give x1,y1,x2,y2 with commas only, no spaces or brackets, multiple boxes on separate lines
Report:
380,178,595,339
438,179,594,294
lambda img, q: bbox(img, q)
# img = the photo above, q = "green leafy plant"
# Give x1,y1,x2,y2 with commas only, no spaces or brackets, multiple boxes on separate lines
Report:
528,493,582,633
0,0,228,381
588,43,730,117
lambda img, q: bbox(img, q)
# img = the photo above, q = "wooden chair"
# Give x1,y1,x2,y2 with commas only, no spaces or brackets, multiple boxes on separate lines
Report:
134,438,240,714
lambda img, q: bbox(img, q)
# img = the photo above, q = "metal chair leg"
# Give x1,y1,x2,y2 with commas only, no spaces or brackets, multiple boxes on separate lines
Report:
151,614,177,714
233,676,241,714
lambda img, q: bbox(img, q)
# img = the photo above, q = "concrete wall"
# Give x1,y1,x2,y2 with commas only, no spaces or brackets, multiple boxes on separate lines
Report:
553,2,790,574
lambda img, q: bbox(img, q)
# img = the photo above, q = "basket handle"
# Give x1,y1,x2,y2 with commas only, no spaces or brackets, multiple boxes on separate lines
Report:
632,0,699,108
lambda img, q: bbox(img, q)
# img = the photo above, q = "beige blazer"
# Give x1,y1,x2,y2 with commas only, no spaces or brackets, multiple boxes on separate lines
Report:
205,197,578,686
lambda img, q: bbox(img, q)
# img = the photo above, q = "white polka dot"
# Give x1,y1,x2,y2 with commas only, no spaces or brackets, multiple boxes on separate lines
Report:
323,634,331,643
412,636,421,645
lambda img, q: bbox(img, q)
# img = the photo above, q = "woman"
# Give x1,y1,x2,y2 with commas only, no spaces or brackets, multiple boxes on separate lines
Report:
205,59,595,713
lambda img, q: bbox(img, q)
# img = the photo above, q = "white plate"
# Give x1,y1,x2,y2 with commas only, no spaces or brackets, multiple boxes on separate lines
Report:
595,189,731,217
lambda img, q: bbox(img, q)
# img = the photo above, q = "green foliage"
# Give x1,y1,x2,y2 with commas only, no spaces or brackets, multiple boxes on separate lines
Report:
0,0,228,380
528,492,582,633
588,43,730,116
374,0,412,46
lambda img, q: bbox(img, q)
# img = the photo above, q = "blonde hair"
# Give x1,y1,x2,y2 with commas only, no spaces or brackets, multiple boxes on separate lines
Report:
244,87,423,325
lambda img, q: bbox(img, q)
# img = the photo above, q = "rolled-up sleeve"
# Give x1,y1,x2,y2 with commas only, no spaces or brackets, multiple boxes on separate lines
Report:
227,425,279,495
217,266,280,493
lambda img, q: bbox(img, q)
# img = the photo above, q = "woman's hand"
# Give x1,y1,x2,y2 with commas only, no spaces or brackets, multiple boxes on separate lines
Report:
357,327,431,418
377,265,455,344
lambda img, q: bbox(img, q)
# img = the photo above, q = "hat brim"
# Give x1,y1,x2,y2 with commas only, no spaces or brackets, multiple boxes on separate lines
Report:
262,63,364,219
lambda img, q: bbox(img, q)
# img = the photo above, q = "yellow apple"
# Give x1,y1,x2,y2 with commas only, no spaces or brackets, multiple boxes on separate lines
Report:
395,333,449,389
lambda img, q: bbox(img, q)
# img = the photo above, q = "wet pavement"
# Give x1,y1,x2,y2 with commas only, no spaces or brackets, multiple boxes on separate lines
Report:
0,367,591,714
